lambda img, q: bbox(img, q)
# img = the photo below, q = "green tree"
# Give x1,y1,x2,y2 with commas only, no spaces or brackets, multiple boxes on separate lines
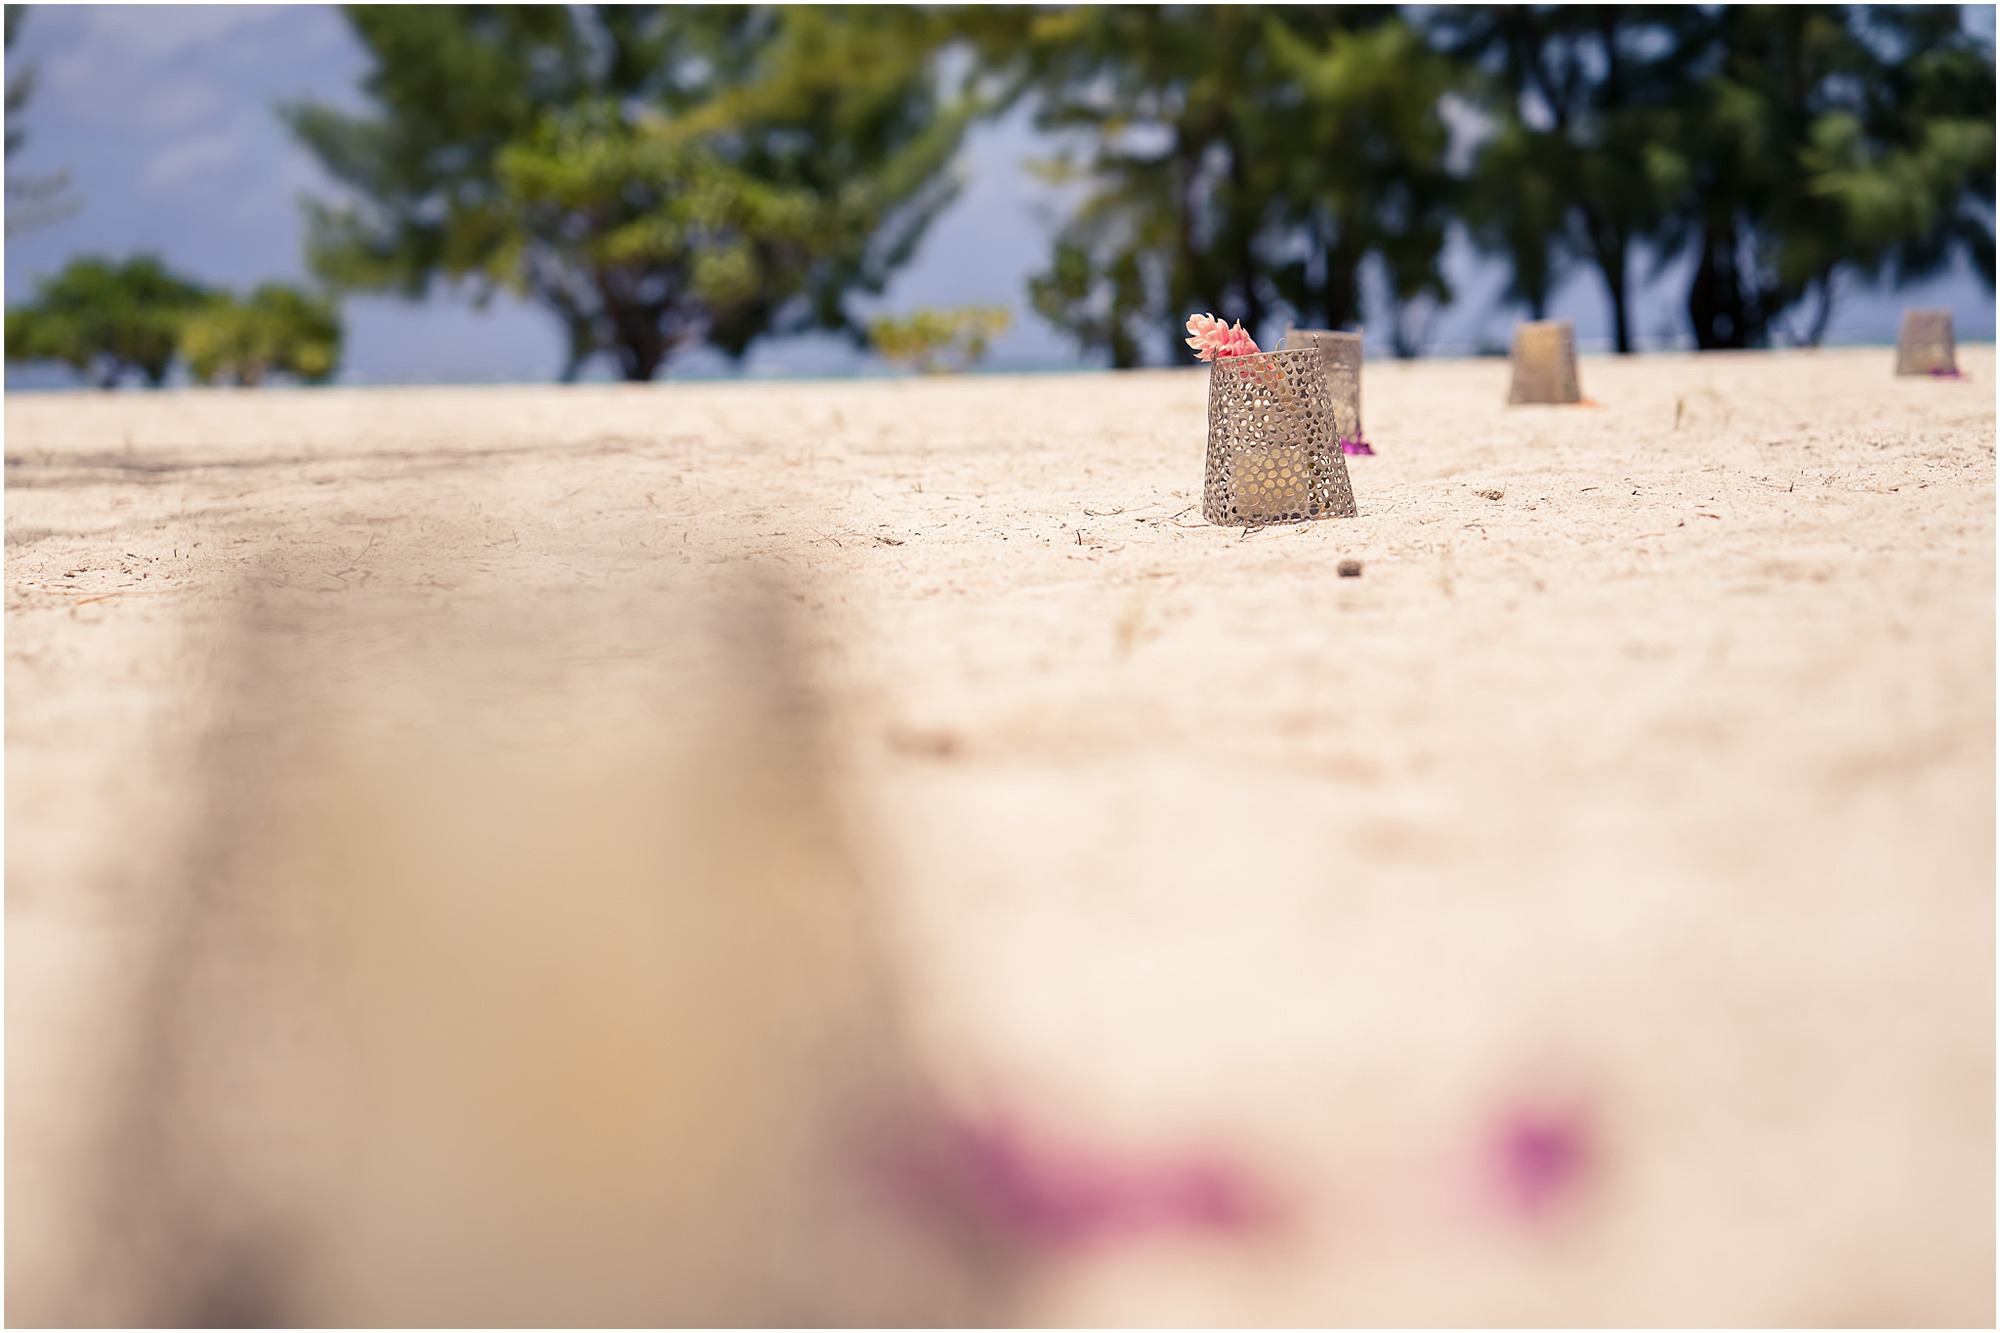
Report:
1659,6,1995,349
1454,113,1570,321
182,284,344,386
284,5,973,382
1429,6,1695,354
1435,5,1993,351
1263,17,1460,358
970,6,1455,366
6,255,209,387
1026,238,1151,369
868,303,1011,373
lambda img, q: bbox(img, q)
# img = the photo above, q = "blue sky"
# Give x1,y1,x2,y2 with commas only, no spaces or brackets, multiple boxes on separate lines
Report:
5,5,1994,385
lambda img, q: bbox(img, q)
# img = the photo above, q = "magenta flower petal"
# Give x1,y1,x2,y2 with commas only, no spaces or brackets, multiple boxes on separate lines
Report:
877,1110,1282,1254
1488,1103,1593,1221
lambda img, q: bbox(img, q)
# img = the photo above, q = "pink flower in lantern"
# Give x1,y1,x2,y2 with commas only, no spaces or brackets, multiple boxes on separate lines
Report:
1185,313,1260,362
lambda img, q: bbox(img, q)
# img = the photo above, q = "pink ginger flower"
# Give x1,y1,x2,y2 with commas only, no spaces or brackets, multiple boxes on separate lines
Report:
1185,312,1260,361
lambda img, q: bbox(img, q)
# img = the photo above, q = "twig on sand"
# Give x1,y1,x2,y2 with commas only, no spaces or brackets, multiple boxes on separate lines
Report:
65,586,175,606
328,531,378,581
1239,520,1313,539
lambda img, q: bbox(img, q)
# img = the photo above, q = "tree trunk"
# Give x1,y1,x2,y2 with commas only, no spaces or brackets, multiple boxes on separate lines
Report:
588,265,670,382
607,303,668,382
1387,292,1434,360
539,271,596,384
1688,224,1718,348
558,321,593,383
1687,215,1750,350
615,336,666,382
1222,133,1263,340
1109,326,1140,369
1170,131,1205,363
1603,241,1632,355
1322,232,1362,330
1802,273,1838,348
1229,225,1263,337
1588,19,1635,346
1581,211,1633,354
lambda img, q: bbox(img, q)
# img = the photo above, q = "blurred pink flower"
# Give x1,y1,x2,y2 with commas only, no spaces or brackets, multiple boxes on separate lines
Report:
1486,1101,1594,1221
876,1109,1282,1254
1185,313,1260,362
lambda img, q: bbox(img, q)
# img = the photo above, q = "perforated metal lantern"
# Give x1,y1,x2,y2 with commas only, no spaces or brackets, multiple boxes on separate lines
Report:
1895,309,1958,376
1279,328,1364,447
1507,319,1581,404
1202,347,1357,527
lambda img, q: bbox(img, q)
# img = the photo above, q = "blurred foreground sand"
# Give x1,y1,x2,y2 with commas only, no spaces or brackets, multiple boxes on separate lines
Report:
8,348,1994,1325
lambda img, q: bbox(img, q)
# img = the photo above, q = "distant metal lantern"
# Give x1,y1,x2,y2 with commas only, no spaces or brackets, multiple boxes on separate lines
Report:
1507,319,1582,405
1202,347,1357,527
1894,309,1958,377
1279,328,1364,449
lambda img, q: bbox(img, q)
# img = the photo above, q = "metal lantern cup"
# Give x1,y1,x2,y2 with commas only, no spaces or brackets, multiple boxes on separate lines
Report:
1202,347,1357,527
1279,329,1364,448
1507,318,1582,404
1895,309,1958,376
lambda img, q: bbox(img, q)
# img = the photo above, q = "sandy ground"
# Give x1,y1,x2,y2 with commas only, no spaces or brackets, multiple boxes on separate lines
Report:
7,347,1995,1325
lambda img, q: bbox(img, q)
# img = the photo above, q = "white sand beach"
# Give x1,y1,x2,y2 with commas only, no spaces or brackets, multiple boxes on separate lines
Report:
7,347,1994,1324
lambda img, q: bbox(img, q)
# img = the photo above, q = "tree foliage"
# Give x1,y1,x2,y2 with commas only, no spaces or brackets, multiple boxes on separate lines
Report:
1428,6,1695,352
1657,5,1996,349
6,256,209,387
6,255,342,388
973,5,1459,365
284,5,975,382
1263,19,1461,359
976,3,1991,363
35,4,1966,378
1422,4,1993,351
182,285,344,386
868,303,1011,374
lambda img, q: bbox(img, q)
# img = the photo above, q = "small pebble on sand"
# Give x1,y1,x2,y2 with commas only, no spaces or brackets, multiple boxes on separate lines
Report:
1338,560,1362,578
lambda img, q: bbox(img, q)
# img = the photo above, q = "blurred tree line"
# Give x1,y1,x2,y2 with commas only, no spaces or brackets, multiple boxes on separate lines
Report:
868,303,1013,373
981,3,1992,363
6,257,342,388
1430,6,1995,354
282,5,974,382
6,4,1992,385
6,7,337,387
